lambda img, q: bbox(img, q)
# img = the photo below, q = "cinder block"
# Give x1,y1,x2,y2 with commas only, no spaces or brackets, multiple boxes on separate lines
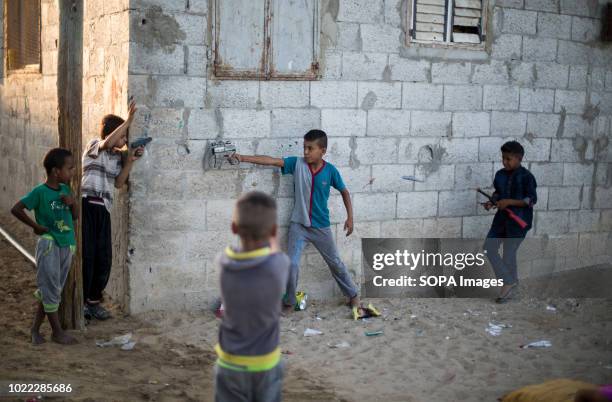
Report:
590,68,607,91
537,12,572,39
593,187,612,208
591,47,612,69
535,62,569,89
256,138,303,159
502,9,537,35
336,22,361,51
432,62,471,84
187,45,207,77
525,0,559,12
342,52,388,81
480,136,551,162
311,81,357,108
569,210,600,232
472,61,510,85
206,199,236,232
414,164,455,191
353,193,397,221
554,90,586,114
550,138,593,162
367,110,411,136
130,232,186,265
491,35,522,60
222,109,270,138
398,138,439,164
439,138,480,163
174,13,206,45
397,191,438,218
444,85,483,111
410,111,451,137
129,43,184,75
591,91,612,115
563,162,594,185
260,82,310,109
240,168,277,195
535,210,569,235
321,50,343,80
509,61,536,86
529,162,563,185
343,165,374,193
526,113,560,137
483,85,519,111
452,112,490,137
384,0,402,27
560,0,599,17
271,109,320,138
496,0,524,8
360,23,402,53
548,186,582,210
371,164,414,193
149,76,206,108
354,137,398,164
185,170,241,200
188,108,220,139
561,115,586,138
438,190,476,217
184,230,236,264
571,16,601,42
455,163,494,189
322,109,367,137
534,186,549,210
522,37,557,62
389,55,430,82
338,0,384,23
357,82,402,109
490,111,527,137
519,88,554,112
206,80,259,108
462,215,494,238
324,137,354,167
402,83,443,110
557,41,591,65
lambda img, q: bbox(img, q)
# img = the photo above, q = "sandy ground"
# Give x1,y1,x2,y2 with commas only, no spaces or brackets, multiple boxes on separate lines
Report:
1,211,611,401
0,213,341,402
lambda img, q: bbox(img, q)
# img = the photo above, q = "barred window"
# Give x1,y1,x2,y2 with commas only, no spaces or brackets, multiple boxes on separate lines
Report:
409,0,487,46
6,0,41,71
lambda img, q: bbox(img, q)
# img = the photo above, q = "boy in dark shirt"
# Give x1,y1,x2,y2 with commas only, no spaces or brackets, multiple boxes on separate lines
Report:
483,141,537,303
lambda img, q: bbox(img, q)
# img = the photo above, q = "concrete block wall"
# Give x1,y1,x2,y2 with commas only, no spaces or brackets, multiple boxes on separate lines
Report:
0,0,60,211
124,0,612,312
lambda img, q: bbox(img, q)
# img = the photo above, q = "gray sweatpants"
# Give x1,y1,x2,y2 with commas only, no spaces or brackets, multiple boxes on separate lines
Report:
214,362,283,402
34,237,73,313
284,222,358,306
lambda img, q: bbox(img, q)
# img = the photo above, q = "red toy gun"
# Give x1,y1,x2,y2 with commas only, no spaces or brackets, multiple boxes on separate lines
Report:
476,188,528,230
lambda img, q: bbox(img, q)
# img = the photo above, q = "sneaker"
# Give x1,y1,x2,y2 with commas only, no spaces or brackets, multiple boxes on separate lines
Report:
88,304,111,320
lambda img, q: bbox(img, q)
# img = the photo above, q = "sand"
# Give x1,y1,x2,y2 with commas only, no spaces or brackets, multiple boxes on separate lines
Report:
1,211,611,401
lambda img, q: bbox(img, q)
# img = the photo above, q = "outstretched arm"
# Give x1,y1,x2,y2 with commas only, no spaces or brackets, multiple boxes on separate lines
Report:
234,154,284,168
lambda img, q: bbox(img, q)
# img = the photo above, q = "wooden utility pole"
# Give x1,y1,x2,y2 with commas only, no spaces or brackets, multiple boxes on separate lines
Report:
57,0,84,330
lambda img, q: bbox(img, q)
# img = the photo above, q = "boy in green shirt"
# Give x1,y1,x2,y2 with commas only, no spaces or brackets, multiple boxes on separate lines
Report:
11,148,78,345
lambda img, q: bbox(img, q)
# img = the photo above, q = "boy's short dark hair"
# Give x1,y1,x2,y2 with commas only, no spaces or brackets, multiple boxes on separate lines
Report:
233,191,277,241
43,148,73,174
501,141,525,158
100,114,126,139
304,129,327,149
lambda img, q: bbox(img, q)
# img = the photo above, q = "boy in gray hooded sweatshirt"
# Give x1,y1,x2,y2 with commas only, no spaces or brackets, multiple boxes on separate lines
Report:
214,191,290,402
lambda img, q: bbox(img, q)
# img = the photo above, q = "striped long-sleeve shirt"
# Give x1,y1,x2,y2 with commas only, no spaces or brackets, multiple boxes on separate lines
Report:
81,139,123,213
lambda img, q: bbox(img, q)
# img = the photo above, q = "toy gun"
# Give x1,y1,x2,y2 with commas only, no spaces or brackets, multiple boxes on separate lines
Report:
476,188,528,230
208,140,239,169
129,137,152,149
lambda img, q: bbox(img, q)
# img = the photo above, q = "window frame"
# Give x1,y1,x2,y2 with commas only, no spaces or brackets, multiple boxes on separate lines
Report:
4,0,42,75
211,0,320,81
407,0,489,50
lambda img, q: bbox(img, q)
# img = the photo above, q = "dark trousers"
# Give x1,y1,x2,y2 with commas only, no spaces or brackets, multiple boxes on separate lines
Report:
82,198,112,304
484,226,525,286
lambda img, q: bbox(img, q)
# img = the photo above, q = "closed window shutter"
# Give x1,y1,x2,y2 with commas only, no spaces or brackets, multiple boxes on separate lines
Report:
452,0,482,44
6,0,41,70
413,0,447,42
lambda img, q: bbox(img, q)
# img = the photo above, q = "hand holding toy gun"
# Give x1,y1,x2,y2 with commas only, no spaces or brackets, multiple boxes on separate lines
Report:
476,188,528,229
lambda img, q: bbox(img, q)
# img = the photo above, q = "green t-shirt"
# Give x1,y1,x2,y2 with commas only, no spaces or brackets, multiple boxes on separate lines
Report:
21,183,76,247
